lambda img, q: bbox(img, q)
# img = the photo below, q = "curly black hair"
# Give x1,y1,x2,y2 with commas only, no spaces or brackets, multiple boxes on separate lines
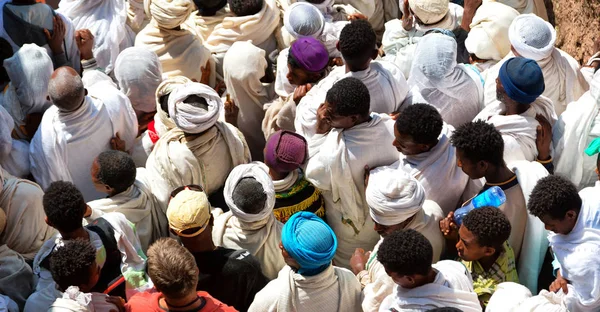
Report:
339,19,377,68
528,175,582,219
227,0,263,16
96,150,136,194
326,77,370,117
463,206,511,251
232,177,267,215
49,238,97,291
395,104,443,145
377,229,432,276
450,120,504,167
43,181,86,233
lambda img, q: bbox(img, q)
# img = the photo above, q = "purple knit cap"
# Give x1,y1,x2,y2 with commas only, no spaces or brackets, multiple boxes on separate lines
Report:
264,130,308,173
290,37,329,73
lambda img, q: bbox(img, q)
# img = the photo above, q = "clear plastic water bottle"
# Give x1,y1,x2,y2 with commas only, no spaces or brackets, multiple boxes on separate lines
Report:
454,186,506,226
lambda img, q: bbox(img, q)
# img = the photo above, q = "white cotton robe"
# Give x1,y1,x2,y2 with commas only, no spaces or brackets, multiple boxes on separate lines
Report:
305,114,399,268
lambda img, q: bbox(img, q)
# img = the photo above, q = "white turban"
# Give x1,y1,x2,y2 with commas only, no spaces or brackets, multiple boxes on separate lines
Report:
509,14,556,61
409,0,449,25
465,2,519,61
149,0,193,29
3,43,53,116
224,163,276,223
167,82,223,134
154,76,192,137
366,167,426,226
115,47,163,113
284,2,325,39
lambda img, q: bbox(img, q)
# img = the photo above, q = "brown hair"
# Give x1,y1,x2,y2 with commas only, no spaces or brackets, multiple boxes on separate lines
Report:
147,238,199,299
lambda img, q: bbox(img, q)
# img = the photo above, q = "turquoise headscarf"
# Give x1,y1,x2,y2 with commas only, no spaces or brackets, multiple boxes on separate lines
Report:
281,212,337,276
585,137,600,157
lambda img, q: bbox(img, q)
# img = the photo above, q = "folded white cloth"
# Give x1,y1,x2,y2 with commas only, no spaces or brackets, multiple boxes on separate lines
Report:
153,76,192,138
168,82,223,134
224,162,275,223
114,47,163,113
465,1,519,62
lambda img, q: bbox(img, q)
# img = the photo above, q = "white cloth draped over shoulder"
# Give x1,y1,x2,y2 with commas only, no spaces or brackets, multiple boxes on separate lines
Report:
396,124,471,215
465,2,519,71
57,0,135,73
553,70,600,190
248,265,363,312
0,166,55,259
114,47,163,114
305,114,399,267
495,0,548,20
86,168,169,252
223,41,277,160
0,2,81,72
0,105,29,178
406,33,483,128
381,3,463,78
204,0,280,54
295,62,408,139
475,96,557,163
134,0,214,83
483,14,588,116
379,260,481,312
29,72,138,202
1,43,53,140
189,7,233,43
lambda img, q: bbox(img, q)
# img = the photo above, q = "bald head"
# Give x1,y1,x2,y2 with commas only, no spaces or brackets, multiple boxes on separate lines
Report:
48,67,85,112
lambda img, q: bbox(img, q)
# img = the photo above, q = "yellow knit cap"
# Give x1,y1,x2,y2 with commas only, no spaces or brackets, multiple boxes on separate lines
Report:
167,189,210,237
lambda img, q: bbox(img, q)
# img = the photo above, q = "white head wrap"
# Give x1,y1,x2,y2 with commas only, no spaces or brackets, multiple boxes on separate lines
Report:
3,43,53,116
366,166,426,226
508,14,556,61
167,82,223,134
409,0,449,25
465,2,519,61
284,2,325,39
486,282,532,312
224,163,276,223
114,47,163,113
154,76,192,137
149,0,194,29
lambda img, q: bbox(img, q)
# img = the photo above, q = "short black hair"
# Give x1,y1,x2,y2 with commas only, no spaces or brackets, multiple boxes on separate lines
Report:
395,104,443,145
43,181,86,233
377,229,432,276
49,239,97,291
232,177,267,215
96,150,136,194
528,175,582,220
427,308,464,312
227,0,263,16
326,77,370,117
462,206,511,251
0,38,13,83
159,94,170,117
183,94,209,111
338,20,376,68
451,120,504,167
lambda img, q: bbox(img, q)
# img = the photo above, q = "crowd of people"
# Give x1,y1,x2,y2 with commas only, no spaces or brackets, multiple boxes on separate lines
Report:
0,0,599,311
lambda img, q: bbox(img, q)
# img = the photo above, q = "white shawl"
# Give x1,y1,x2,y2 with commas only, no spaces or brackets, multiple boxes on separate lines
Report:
29,78,138,195
248,265,363,312
190,7,233,43
465,2,519,63
379,260,481,312
86,168,169,252
553,71,600,190
204,0,280,54
495,0,548,20
295,62,408,139
223,41,277,160
396,124,470,215
0,167,55,259
0,244,34,310
57,0,135,73
212,212,285,280
406,33,483,128
0,105,29,178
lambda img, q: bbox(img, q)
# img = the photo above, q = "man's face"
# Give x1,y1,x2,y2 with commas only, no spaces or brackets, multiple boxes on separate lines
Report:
279,242,300,270
393,127,423,156
322,101,356,129
456,225,491,262
373,219,405,238
496,77,507,103
456,149,486,179
385,269,416,289
90,158,109,194
287,64,311,86
539,213,577,235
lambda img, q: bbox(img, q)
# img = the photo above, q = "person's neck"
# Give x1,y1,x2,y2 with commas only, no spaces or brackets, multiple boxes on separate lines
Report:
352,115,372,127
161,292,202,311
181,236,216,253
504,101,530,116
413,269,437,288
477,251,501,272
61,228,90,240
345,62,370,73
484,164,515,184
269,168,289,181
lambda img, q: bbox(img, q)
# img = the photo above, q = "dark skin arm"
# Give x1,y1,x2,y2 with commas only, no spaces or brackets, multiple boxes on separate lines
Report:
460,0,482,32
439,211,459,257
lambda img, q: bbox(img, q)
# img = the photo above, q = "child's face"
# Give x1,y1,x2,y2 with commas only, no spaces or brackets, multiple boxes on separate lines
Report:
82,261,101,292
455,225,494,262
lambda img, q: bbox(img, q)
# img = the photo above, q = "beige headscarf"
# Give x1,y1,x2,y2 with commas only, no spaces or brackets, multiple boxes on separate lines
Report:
149,0,194,29
465,1,519,61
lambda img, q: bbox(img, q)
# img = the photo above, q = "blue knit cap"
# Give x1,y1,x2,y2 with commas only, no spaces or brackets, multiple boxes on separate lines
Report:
498,57,545,104
281,212,337,276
